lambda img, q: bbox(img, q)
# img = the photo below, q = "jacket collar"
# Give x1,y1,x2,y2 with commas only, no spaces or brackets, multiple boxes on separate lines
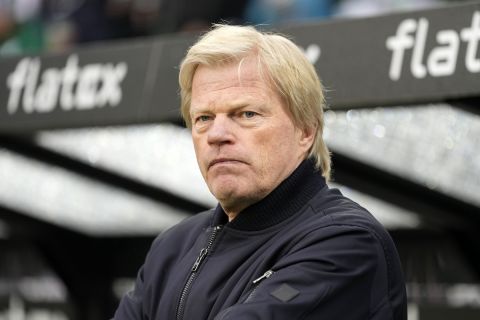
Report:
212,159,327,231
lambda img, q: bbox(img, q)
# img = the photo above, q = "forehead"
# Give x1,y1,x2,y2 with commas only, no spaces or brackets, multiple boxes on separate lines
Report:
191,56,272,96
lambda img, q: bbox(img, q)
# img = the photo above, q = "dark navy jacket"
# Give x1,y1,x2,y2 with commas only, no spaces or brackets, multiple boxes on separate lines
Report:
114,160,407,319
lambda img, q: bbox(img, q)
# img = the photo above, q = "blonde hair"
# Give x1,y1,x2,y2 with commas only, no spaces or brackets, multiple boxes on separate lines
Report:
179,24,331,181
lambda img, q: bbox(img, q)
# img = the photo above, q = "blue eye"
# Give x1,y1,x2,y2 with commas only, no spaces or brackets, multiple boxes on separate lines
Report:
243,111,257,118
198,115,211,122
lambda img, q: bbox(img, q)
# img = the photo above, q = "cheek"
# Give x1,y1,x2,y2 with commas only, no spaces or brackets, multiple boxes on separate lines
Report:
254,132,287,169
263,129,300,167
265,125,297,151
192,137,208,173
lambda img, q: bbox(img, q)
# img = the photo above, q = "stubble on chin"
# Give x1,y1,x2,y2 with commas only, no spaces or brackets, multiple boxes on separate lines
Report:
213,184,269,219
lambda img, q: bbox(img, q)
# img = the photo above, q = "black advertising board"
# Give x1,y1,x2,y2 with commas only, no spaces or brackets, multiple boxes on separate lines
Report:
288,1,480,108
0,37,191,132
0,2,479,132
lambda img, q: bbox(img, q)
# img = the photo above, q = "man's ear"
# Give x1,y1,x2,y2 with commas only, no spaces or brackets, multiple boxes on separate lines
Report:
298,126,316,150
300,127,317,146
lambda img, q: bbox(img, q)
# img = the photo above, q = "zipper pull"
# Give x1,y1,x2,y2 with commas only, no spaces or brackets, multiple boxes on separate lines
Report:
253,270,274,284
192,248,208,272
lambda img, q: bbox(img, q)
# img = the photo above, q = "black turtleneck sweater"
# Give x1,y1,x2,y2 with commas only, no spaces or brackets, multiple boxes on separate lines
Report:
114,159,407,320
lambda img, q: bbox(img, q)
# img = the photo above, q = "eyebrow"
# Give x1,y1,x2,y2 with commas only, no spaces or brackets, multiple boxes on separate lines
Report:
190,101,269,117
190,99,246,114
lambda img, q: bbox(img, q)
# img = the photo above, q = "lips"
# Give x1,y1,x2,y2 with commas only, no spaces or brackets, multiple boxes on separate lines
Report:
208,158,244,169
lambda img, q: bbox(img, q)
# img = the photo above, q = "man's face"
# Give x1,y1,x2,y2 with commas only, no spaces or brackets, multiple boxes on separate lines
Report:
190,56,314,218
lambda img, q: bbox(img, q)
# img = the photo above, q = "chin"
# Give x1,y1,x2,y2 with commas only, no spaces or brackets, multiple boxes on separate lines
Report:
209,178,241,195
209,179,267,205
212,188,239,202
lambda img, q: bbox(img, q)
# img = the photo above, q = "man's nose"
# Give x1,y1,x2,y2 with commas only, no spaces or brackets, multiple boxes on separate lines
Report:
207,116,234,145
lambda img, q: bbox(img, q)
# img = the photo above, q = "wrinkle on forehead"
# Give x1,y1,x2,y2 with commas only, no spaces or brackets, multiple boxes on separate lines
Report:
194,58,264,92
236,55,271,88
190,55,283,118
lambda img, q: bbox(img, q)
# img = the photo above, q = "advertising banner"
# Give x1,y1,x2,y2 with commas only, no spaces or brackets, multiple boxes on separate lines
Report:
1,2,479,132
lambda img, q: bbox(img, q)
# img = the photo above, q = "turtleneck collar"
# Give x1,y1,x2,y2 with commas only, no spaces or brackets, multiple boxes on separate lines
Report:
211,159,327,231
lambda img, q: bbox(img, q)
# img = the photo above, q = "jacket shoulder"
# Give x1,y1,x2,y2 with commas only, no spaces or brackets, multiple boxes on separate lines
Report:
150,209,214,251
309,187,390,237
304,187,407,319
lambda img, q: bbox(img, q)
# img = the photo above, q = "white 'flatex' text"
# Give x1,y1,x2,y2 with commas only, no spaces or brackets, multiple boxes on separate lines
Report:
386,11,480,80
6,55,128,114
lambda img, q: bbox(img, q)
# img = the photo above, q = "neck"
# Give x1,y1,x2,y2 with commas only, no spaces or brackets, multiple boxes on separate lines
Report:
223,207,239,222
220,159,307,221
212,159,327,230
220,198,257,221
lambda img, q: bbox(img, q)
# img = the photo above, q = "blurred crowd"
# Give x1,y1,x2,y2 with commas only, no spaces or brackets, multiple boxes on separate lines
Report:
0,0,462,56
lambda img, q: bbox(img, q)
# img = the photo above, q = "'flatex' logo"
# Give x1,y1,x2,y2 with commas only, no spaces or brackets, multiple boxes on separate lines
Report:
6,55,128,114
386,11,480,80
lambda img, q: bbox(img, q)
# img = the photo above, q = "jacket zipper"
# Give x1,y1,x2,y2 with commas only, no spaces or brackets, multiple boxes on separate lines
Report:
252,270,274,284
176,225,223,320
245,269,275,303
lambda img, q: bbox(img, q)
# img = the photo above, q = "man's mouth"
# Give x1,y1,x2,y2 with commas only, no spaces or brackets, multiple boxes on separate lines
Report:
208,158,244,169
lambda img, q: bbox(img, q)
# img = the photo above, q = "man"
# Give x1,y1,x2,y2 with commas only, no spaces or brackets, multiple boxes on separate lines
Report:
114,24,407,320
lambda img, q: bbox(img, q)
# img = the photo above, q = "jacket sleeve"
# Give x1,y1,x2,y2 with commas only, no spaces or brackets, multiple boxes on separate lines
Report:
112,265,147,320
112,234,165,320
214,224,403,320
